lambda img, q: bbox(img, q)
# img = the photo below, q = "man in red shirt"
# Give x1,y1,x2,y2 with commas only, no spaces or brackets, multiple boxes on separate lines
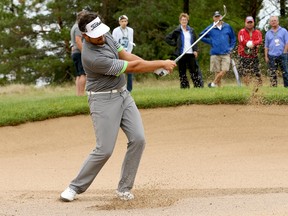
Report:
238,16,263,86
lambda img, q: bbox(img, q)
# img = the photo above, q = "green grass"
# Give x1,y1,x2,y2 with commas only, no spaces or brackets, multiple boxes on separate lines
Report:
133,85,249,107
0,84,88,126
0,80,287,127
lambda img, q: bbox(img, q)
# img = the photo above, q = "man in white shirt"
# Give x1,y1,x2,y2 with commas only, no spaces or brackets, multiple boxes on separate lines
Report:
112,15,134,92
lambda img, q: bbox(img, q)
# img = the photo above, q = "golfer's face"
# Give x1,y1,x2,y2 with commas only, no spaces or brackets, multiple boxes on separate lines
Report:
86,35,106,46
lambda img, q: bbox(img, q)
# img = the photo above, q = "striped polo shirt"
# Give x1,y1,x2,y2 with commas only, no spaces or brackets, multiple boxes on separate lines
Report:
82,33,127,92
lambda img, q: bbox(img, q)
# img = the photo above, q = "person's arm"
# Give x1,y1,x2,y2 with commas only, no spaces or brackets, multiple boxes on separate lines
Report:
118,49,142,61
229,26,237,52
264,33,270,63
75,35,83,51
283,29,288,53
253,30,263,46
118,49,176,73
199,25,212,45
112,28,120,44
264,47,269,63
165,30,177,46
74,27,83,51
126,59,176,73
284,43,288,53
238,29,246,46
192,29,198,51
191,30,198,58
127,27,134,53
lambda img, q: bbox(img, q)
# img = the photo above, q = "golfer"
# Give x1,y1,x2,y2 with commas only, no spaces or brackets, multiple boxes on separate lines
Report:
60,12,176,202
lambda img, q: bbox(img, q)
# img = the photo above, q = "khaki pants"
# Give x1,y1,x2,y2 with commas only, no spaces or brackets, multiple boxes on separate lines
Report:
210,54,231,72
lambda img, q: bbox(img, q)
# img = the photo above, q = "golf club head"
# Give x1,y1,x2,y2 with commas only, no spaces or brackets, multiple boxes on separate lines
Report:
223,5,227,15
264,24,269,32
221,5,227,20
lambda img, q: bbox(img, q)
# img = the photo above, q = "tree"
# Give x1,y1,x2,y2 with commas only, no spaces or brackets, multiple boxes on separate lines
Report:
0,0,269,85
280,0,286,16
279,0,288,30
0,0,43,84
239,0,264,25
183,0,189,14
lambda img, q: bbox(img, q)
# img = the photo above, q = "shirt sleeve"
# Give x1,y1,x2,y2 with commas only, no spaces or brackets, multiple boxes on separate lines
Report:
254,30,263,46
199,25,212,45
229,26,236,50
90,56,125,76
284,29,288,45
75,27,82,37
264,32,270,48
112,27,119,42
125,27,133,53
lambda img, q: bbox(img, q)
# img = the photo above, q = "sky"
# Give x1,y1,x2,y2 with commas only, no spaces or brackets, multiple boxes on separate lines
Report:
12,0,280,29
258,0,280,29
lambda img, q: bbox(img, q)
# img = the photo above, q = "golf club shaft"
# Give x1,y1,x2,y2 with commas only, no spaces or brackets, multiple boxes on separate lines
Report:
174,5,227,63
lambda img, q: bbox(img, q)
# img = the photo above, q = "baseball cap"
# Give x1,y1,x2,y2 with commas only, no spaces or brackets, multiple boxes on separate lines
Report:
119,15,128,21
84,17,110,38
213,11,221,17
245,16,254,23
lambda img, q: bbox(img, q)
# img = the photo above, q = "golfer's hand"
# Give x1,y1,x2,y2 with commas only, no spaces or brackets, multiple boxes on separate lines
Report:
163,60,177,73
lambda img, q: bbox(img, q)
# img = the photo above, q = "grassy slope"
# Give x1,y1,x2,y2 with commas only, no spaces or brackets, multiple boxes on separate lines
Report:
0,81,287,126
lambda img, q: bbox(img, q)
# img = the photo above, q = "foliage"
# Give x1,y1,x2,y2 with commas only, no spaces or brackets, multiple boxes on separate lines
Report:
1,82,288,126
1,0,284,86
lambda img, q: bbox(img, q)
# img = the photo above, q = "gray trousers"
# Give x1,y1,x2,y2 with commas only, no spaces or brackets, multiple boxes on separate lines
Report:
69,90,145,194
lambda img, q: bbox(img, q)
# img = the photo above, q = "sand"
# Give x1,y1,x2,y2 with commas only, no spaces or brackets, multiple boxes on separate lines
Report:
1,105,288,216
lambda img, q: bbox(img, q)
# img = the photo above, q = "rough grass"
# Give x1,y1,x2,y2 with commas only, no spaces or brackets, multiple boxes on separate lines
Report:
0,79,287,127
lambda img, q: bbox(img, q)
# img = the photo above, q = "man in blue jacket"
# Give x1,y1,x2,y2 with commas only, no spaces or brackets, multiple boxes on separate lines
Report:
200,11,236,87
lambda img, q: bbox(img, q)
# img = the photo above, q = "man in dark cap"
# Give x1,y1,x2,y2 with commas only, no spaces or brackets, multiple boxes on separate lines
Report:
200,11,236,87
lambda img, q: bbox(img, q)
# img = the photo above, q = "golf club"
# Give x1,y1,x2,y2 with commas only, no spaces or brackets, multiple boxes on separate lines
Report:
231,58,241,86
155,5,227,76
174,5,227,63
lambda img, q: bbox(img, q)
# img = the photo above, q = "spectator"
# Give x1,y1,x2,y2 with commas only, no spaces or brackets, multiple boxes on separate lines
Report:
199,11,236,87
264,16,288,87
165,13,203,88
112,15,134,92
237,16,263,86
70,10,87,96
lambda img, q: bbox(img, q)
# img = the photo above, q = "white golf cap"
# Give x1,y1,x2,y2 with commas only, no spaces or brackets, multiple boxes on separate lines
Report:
85,17,110,38
245,16,254,23
119,15,128,21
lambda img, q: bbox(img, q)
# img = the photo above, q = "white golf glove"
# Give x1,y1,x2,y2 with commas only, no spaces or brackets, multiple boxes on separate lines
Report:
154,68,169,76
246,40,253,48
